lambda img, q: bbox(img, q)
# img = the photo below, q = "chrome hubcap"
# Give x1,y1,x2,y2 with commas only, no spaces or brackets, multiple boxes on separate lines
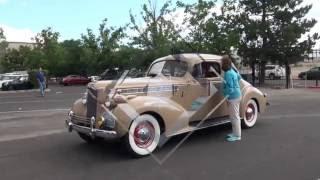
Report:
246,104,255,122
134,121,155,148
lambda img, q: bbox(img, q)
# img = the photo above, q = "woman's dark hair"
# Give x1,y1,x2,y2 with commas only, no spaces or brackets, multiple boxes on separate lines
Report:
221,55,232,71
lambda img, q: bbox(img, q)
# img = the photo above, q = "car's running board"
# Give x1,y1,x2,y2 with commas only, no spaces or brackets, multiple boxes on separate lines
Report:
166,117,231,137
189,116,231,131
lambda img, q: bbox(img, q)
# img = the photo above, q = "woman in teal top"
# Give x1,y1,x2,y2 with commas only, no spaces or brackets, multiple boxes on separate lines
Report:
221,56,242,142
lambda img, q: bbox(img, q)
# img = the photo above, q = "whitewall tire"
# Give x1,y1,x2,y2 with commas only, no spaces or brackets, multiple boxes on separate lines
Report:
242,99,258,128
125,114,161,157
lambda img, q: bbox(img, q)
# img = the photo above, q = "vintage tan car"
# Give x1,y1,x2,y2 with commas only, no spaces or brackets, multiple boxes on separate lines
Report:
66,54,267,157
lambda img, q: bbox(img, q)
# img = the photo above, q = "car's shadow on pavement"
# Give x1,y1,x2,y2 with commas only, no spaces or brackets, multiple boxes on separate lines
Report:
67,139,131,162
64,123,234,162
64,121,268,163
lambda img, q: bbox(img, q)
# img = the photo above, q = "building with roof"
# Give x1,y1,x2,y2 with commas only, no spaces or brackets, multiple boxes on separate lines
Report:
7,41,36,50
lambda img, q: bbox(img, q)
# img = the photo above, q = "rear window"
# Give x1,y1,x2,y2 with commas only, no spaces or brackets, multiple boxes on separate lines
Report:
266,66,275,70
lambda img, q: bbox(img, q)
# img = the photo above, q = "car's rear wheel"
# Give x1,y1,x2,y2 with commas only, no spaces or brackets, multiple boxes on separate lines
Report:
269,73,275,80
301,74,307,80
124,114,161,157
242,99,258,128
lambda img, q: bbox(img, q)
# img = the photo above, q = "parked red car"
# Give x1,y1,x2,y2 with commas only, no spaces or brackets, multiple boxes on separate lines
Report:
61,75,90,86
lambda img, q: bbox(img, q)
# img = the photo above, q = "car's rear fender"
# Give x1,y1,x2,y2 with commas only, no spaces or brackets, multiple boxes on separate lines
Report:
240,86,267,119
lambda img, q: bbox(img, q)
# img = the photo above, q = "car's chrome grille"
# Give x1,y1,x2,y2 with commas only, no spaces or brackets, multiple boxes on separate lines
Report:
86,87,97,118
71,115,91,127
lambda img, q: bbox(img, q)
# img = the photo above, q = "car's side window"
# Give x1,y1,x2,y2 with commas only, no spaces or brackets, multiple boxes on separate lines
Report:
192,62,221,78
266,66,274,70
202,62,221,78
162,61,188,77
192,64,202,78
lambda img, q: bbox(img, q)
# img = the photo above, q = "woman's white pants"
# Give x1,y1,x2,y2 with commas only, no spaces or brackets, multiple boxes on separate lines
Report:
228,98,241,137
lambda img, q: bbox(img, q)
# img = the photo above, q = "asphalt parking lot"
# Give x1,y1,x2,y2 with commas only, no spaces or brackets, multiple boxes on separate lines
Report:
0,85,319,180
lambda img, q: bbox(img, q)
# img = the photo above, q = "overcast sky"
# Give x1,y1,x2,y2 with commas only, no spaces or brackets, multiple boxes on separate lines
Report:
0,0,319,48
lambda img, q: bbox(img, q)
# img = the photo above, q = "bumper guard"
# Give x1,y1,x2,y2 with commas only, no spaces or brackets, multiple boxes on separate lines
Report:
66,111,117,139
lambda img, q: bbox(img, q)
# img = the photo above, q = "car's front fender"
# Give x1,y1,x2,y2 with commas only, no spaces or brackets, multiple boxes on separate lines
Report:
112,96,188,137
240,86,267,119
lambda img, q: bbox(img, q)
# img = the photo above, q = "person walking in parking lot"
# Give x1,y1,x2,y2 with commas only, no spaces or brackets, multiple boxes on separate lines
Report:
221,55,242,142
36,67,46,97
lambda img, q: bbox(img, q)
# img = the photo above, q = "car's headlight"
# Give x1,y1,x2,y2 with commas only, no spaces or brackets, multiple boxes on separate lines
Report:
68,111,74,117
99,110,116,130
82,90,88,104
113,94,127,104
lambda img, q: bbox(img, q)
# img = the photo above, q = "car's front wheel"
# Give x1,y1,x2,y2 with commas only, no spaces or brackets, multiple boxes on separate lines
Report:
124,114,161,157
8,85,14,91
242,99,258,128
300,74,307,80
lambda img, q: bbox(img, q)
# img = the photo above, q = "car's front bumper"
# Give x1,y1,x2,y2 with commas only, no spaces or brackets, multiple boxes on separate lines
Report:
65,111,117,139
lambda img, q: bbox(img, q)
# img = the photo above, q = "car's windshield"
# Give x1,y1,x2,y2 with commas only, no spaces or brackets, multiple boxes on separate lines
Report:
147,61,166,76
147,60,188,77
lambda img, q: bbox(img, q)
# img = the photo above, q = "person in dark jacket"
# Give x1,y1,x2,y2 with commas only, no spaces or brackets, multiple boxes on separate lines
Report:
221,55,242,142
36,67,46,97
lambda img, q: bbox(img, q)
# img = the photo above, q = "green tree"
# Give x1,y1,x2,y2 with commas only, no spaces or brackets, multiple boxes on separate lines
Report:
238,0,319,86
129,0,180,65
177,0,241,54
34,27,64,76
0,28,8,72
97,18,126,72
80,28,99,75
60,39,85,76
1,49,25,71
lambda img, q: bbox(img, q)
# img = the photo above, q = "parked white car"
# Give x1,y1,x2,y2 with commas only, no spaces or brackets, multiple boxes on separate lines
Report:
255,65,285,80
0,74,28,89
265,65,285,79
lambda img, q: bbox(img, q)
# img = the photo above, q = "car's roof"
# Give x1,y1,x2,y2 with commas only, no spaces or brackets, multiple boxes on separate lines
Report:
152,53,222,66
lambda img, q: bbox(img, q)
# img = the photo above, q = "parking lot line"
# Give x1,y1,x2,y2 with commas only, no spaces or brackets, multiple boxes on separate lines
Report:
0,129,66,143
0,99,68,105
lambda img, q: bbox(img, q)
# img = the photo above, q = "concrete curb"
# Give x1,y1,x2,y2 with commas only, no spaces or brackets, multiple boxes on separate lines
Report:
0,89,51,94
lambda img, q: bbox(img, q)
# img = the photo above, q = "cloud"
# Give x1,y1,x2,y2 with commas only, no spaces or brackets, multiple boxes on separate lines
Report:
0,0,7,5
0,24,36,42
301,0,320,48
